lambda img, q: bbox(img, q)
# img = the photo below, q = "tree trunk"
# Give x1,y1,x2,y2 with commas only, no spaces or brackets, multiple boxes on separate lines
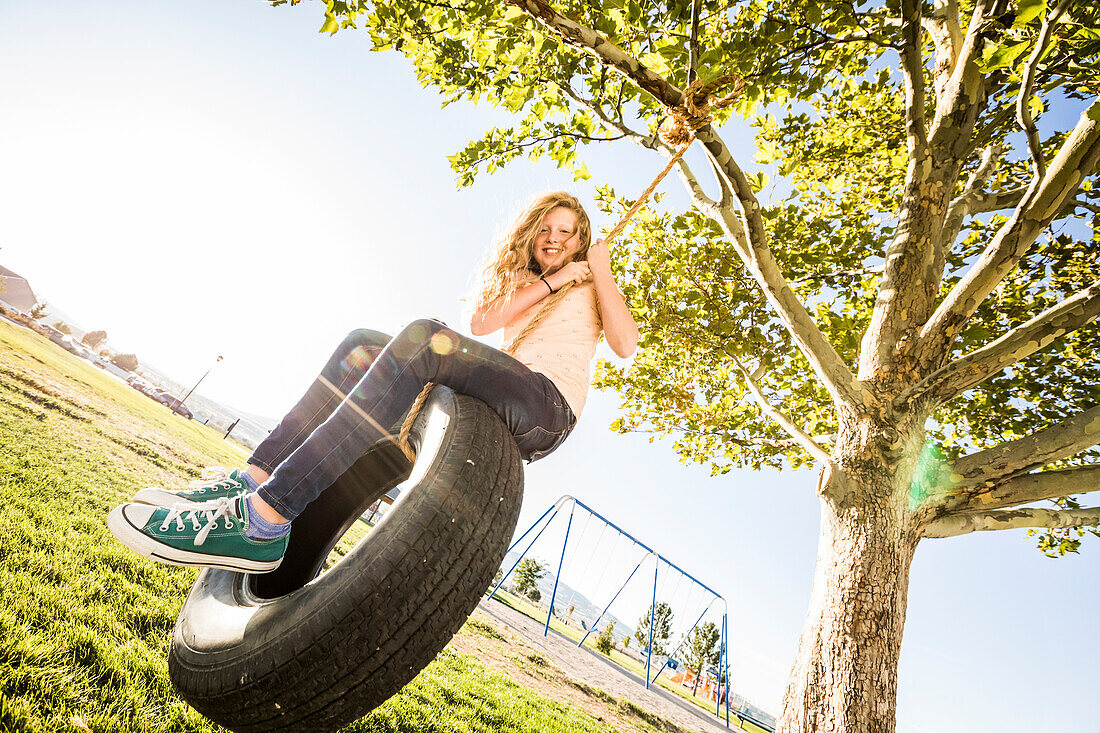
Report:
777,470,920,733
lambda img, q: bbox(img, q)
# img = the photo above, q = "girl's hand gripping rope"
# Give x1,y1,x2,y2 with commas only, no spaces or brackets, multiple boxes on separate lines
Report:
585,238,612,277
547,261,592,292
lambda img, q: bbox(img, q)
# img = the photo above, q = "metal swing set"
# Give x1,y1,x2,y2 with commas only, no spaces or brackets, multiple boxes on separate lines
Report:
487,494,734,727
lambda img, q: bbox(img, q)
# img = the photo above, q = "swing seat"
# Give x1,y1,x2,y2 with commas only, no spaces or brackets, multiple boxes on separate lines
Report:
167,387,524,732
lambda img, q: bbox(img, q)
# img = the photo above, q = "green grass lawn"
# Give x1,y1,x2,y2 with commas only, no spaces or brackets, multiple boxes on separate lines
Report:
0,320,681,733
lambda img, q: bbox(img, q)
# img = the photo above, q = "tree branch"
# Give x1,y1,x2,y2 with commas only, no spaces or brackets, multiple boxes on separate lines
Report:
506,0,682,109
767,14,898,51
1072,199,1100,215
562,87,719,210
919,99,1100,358
926,0,990,152
696,128,863,408
687,0,701,87
921,0,963,94
857,0,991,380
970,101,1019,152
562,84,653,147
939,144,1003,250
562,84,719,209
970,79,1063,154
628,426,828,451
707,148,735,211
937,465,1100,515
963,185,1030,215
898,281,1100,407
726,356,833,465
900,0,929,152
924,505,1100,538
670,152,719,211
509,0,863,408
789,264,885,286
1016,0,1074,180
461,129,627,171
947,405,1100,491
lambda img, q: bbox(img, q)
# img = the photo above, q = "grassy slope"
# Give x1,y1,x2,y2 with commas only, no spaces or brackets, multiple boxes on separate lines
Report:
0,320,681,733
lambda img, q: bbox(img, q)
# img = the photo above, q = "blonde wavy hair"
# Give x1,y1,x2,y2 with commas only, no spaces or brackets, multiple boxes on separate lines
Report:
468,192,592,316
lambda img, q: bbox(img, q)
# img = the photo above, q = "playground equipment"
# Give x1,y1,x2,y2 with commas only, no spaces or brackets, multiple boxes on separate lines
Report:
168,389,523,732
165,71,745,733
489,495,733,727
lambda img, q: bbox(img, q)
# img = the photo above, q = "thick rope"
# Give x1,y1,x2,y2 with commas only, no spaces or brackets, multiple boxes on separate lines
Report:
397,74,743,461
658,73,743,148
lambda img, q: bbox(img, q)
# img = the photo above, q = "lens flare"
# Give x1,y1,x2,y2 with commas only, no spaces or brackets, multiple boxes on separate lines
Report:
339,345,374,376
430,331,458,355
908,440,947,510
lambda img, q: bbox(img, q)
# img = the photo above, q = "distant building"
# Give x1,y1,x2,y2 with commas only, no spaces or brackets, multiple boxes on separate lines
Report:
0,265,38,313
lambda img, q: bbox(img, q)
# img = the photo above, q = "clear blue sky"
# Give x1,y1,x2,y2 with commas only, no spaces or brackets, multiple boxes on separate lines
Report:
1,1,1096,730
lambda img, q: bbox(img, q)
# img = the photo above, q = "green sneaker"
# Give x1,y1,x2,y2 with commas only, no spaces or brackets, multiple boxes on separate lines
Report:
107,497,287,573
131,466,250,508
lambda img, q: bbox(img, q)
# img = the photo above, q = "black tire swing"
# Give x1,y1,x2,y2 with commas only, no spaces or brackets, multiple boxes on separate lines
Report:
167,73,742,732
168,388,523,732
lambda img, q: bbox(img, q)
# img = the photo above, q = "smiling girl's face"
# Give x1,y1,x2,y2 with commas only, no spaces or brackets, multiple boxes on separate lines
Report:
532,206,581,275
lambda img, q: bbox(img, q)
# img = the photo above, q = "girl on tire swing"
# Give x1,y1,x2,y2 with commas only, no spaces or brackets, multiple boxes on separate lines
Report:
108,191,639,572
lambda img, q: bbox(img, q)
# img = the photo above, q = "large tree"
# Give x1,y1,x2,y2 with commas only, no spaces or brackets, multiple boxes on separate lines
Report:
81,330,108,349
293,0,1099,730
110,353,139,372
685,620,721,697
633,600,674,656
512,556,547,599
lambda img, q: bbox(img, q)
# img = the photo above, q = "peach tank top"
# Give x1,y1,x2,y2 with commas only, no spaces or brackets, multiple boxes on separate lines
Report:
503,280,602,417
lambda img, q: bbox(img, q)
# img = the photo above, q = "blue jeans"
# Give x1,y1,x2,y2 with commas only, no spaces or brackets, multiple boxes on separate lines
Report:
249,320,576,521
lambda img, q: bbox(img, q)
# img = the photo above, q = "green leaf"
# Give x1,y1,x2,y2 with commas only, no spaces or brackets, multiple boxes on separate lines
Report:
313,0,1100,495
1015,0,1046,27
979,40,1030,71
1028,95,1044,119
319,14,340,35
639,52,671,76
748,171,770,192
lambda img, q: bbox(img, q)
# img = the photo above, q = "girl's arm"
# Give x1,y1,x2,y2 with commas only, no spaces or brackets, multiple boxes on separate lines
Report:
469,263,591,335
587,239,639,358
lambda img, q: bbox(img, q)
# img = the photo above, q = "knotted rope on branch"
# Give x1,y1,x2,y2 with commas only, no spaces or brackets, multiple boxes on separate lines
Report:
657,73,744,148
603,73,744,243
396,74,743,461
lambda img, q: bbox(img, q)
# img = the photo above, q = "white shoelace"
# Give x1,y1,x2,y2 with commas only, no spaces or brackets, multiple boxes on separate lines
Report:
186,466,233,494
159,497,237,546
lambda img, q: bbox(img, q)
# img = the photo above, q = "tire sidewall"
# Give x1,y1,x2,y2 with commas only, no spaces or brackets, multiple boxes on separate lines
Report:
168,388,523,730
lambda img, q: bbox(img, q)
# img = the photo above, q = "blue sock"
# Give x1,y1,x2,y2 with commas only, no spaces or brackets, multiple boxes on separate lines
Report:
237,470,260,492
243,495,291,540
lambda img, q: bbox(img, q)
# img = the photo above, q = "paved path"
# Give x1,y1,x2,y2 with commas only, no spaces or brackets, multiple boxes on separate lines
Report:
475,596,743,733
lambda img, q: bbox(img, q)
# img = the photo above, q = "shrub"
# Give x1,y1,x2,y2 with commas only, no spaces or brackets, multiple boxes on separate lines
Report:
595,622,615,655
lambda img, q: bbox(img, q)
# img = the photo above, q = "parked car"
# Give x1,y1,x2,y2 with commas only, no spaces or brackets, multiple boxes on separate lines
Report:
128,378,161,398
46,328,80,355
156,393,194,419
